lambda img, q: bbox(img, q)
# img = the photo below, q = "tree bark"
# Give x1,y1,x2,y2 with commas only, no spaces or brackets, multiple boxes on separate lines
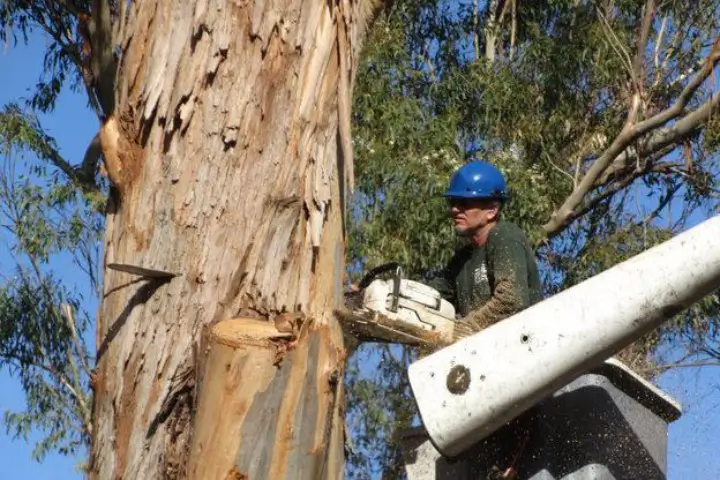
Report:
90,1,380,478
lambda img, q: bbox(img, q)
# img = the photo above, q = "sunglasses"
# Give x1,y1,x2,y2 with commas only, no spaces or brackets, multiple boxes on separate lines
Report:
446,197,502,210
446,198,479,209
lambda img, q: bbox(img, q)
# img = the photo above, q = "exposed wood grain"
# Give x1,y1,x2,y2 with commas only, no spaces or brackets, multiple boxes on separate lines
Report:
213,317,293,348
186,325,279,479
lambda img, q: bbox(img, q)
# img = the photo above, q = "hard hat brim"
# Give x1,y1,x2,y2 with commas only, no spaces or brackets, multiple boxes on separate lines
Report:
443,189,508,200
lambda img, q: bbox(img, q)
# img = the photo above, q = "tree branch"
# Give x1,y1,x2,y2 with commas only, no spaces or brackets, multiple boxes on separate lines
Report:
77,132,103,188
551,157,683,236
88,0,117,115
601,89,720,184
473,0,480,62
34,134,101,194
43,366,92,438
596,7,635,84
652,13,668,79
642,181,681,227
656,361,720,372
544,38,720,235
0,106,100,192
422,40,438,83
509,0,516,60
3,355,92,438
484,0,502,62
63,304,93,378
631,0,655,94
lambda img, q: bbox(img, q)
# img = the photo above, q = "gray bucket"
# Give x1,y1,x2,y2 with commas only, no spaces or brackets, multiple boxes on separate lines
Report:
401,358,681,480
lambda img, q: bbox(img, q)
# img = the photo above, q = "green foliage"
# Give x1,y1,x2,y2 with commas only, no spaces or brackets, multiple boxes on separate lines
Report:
0,103,105,199
0,103,102,463
0,277,92,461
345,344,418,479
0,0,105,465
0,0,94,113
345,0,720,476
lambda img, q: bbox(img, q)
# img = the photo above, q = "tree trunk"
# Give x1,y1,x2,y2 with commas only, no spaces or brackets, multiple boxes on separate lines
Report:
90,1,379,478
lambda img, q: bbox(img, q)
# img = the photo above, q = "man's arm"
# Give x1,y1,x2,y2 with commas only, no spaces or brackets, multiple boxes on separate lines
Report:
454,239,531,339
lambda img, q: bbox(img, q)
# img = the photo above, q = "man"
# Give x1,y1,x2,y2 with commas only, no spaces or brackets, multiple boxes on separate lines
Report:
430,160,542,340
430,160,543,479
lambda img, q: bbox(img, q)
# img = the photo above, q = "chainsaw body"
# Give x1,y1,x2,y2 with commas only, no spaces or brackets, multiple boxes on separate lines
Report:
363,277,456,338
341,263,456,345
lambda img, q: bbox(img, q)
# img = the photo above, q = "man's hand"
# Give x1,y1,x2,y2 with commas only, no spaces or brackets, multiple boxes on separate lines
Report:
452,278,526,340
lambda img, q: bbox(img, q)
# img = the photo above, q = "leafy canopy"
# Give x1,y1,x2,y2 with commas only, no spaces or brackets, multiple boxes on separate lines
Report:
346,0,720,476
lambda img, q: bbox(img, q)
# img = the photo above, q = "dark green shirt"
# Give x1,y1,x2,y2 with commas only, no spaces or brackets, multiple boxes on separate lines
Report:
430,221,542,334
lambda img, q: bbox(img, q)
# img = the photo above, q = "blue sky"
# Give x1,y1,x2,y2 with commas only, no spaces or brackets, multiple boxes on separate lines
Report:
2,26,720,480
0,34,97,479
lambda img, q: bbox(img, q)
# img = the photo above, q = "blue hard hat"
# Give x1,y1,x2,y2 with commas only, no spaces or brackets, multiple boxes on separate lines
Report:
443,161,508,200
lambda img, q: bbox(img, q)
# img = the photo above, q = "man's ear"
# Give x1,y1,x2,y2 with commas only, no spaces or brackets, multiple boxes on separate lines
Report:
483,202,492,222
487,201,501,221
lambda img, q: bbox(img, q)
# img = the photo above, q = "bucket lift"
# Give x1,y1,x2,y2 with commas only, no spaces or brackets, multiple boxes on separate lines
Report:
345,215,720,479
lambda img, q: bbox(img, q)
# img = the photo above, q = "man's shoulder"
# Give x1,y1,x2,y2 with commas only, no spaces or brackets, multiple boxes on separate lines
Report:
489,220,531,244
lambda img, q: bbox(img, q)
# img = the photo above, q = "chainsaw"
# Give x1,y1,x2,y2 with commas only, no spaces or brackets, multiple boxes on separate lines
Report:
339,263,456,345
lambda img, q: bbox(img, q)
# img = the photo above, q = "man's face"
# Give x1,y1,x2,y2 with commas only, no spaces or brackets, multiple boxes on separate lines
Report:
447,197,500,236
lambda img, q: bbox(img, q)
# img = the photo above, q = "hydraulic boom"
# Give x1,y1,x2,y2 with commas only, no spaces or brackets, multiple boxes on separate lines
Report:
407,215,720,457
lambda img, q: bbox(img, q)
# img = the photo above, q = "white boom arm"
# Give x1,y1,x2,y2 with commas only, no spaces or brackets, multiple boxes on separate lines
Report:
408,215,720,458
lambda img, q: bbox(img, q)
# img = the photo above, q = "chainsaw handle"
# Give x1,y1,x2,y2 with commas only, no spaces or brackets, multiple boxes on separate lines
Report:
358,262,404,313
358,262,403,289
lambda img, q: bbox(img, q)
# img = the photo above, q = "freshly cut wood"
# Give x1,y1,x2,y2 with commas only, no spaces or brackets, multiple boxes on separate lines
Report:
187,318,285,479
213,317,293,349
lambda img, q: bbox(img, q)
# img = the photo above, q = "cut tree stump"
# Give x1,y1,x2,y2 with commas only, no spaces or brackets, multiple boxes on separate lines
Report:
187,317,290,479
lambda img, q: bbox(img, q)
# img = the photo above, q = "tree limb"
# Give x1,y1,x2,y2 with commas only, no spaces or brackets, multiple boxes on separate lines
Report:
631,0,655,95
656,360,720,371
601,89,720,184
550,158,683,236
473,0,480,62
652,13,668,79
544,38,720,235
422,40,438,83
77,132,103,188
597,7,635,84
484,0,502,62
88,0,116,115
509,0,516,60
63,304,93,379
3,355,92,438
37,135,101,194
0,106,99,192
40,364,92,437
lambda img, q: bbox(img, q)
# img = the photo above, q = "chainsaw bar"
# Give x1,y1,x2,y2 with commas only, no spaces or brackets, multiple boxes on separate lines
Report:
336,308,448,346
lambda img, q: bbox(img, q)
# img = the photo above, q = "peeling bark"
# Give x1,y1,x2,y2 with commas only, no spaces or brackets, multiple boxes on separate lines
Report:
90,1,381,478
